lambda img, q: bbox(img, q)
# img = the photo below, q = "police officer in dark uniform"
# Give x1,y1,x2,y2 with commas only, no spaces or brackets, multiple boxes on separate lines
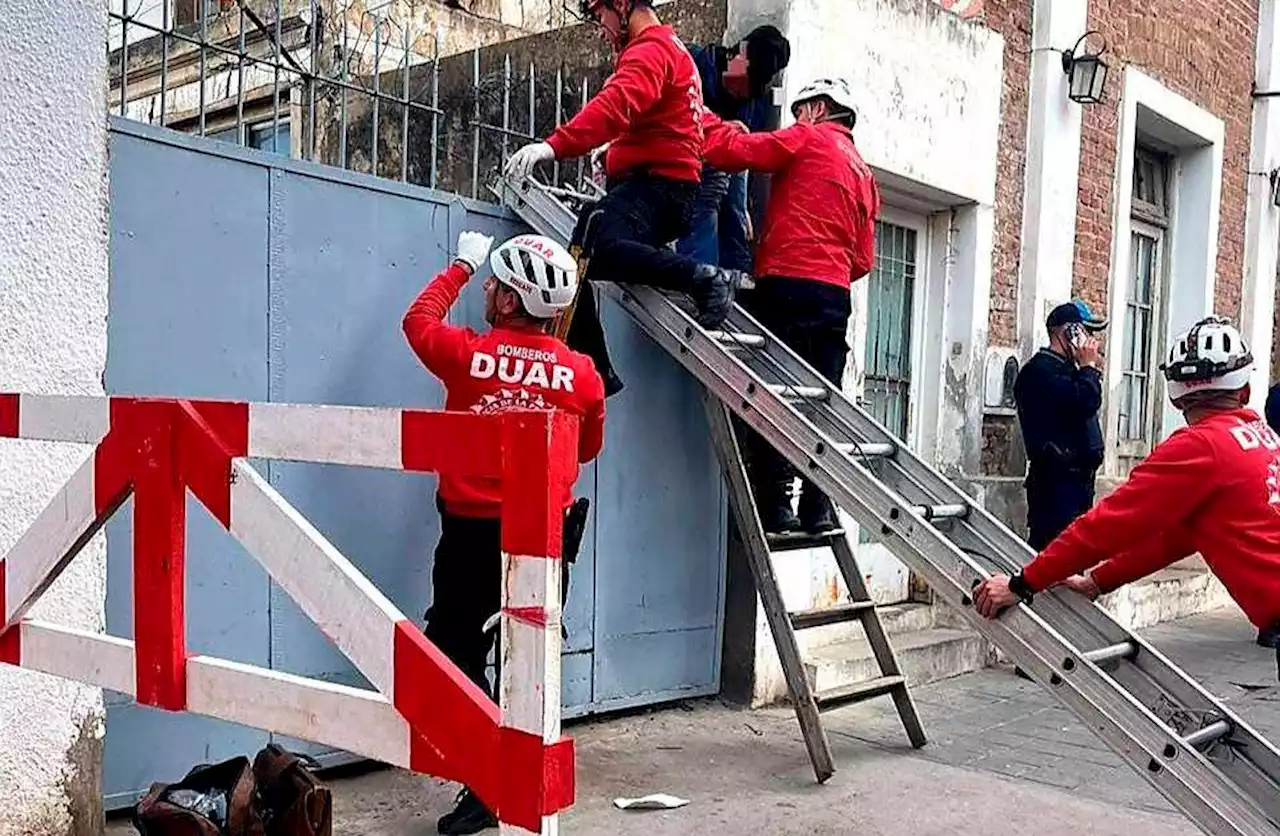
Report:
1014,300,1108,550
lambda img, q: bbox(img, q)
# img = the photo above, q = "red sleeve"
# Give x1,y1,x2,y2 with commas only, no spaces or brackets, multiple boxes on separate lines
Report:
1089,524,1194,594
546,40,669,161
703,122,807,174
1022,428,1218,592
401,263,474,379
700,109,747,165
851,175,880,280
571,358,605,463
581,389,605,465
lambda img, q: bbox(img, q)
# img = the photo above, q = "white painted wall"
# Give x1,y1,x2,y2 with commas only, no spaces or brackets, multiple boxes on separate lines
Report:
783,0,1002,207
1242,0,1280,411
0,0,111,829
721,0,1004,702
1016,0,1088,358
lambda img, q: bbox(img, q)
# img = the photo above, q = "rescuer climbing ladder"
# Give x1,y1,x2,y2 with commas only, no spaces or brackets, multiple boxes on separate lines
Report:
493,174,1280,836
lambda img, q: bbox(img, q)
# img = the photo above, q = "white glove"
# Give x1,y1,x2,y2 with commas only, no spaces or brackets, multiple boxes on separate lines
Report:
455,230,494,273
505,141,555,179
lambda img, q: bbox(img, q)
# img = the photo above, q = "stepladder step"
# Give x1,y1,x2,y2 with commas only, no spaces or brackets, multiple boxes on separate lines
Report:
790,601,876,630
814,675,906,709
765,530,847,552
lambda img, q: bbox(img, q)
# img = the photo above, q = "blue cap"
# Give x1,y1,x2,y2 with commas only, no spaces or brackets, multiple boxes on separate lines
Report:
1046,300,1108,332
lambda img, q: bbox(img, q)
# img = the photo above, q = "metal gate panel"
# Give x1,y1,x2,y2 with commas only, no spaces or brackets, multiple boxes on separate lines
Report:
101,117,725,803
591,303,726,708
103,130,273,805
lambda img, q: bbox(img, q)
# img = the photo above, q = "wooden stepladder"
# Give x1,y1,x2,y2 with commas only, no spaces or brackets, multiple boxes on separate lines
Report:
702,396,927,782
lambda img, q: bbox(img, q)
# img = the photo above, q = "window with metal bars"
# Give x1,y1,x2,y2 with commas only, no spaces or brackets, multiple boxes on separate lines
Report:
858,219,918,549
864,221,917,440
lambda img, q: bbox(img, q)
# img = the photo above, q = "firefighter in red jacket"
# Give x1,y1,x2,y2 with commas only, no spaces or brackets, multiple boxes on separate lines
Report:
402,230,606,834
974,316,1280,678
704,77,880,534
504,0,749,397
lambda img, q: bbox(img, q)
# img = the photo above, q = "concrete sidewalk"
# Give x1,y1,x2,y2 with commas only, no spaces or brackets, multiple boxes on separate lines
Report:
107,608,1279,835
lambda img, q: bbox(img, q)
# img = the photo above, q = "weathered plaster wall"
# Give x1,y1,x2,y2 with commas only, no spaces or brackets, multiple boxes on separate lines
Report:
0,0,111,830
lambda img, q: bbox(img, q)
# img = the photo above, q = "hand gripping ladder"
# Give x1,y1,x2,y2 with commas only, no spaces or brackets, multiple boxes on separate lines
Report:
493,174,1280,836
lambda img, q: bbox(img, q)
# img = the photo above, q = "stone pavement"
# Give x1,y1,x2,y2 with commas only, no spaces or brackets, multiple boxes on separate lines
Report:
105,608,1279,835
820,608,1279,818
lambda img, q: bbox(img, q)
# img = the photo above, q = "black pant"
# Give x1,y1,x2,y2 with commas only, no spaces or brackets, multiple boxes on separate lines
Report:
423,501,572,698
739,277,852,513
1025,469,1096,551
566,173,702,390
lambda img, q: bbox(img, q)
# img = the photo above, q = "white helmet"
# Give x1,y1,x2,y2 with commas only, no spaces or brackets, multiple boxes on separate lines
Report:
1160,315,1254,402
489,234,578,320
791,77,858,123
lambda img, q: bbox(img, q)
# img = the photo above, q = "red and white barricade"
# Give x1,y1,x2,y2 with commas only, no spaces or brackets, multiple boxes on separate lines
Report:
0,393,577,835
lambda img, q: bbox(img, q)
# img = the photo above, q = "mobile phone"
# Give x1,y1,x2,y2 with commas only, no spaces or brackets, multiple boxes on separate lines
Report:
1067,322,1085,349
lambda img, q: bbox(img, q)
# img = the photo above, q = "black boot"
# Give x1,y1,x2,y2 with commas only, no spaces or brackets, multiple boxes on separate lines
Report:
689,265,751,329
755,478,799,535
797,486,839,535
437,788,497,835
1258,622,1280,648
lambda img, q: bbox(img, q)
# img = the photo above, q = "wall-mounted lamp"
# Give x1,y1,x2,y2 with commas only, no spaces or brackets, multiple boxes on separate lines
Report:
1061,31,1109,105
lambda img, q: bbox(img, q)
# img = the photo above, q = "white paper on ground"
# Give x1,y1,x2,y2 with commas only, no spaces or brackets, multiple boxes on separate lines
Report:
613,793,690,811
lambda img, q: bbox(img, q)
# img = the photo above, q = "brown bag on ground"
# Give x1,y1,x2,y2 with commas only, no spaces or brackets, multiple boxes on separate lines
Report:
252,744,332,836
132,756,266,836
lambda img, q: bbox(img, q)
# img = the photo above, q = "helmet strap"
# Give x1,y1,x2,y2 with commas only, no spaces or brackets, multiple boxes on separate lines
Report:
615,0,637,48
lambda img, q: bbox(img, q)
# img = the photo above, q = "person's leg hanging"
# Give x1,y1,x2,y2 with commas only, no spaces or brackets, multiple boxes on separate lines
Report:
586,176,748,329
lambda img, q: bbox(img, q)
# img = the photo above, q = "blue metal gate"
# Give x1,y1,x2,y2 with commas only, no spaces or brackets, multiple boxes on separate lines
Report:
102,118,726,807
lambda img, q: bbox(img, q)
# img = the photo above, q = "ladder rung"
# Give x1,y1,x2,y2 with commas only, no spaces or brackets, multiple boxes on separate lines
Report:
912,503,968,520
766,530,846,552
708,330,766,348
1083,642,1136,665
1183,720,1232,749
815,675,906,709
789,601,876,630
836,441,895,458
768,384,827,401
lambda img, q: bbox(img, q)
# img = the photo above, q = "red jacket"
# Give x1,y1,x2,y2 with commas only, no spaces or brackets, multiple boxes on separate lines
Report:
402,264,606,519
1023,409,1280,631
705,117,880,289
546,25,704,183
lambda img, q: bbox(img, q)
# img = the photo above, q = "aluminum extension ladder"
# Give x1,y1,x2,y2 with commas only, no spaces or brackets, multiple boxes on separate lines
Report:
510,177,928,782
493,173,1280,836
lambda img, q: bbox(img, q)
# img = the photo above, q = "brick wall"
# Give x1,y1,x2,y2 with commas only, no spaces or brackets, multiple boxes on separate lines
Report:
981,0,1032,348
1072,0,1258,322
976,0,1258,485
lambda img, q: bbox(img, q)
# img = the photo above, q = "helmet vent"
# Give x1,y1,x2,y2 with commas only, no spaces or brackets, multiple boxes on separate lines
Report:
516,248,537,278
